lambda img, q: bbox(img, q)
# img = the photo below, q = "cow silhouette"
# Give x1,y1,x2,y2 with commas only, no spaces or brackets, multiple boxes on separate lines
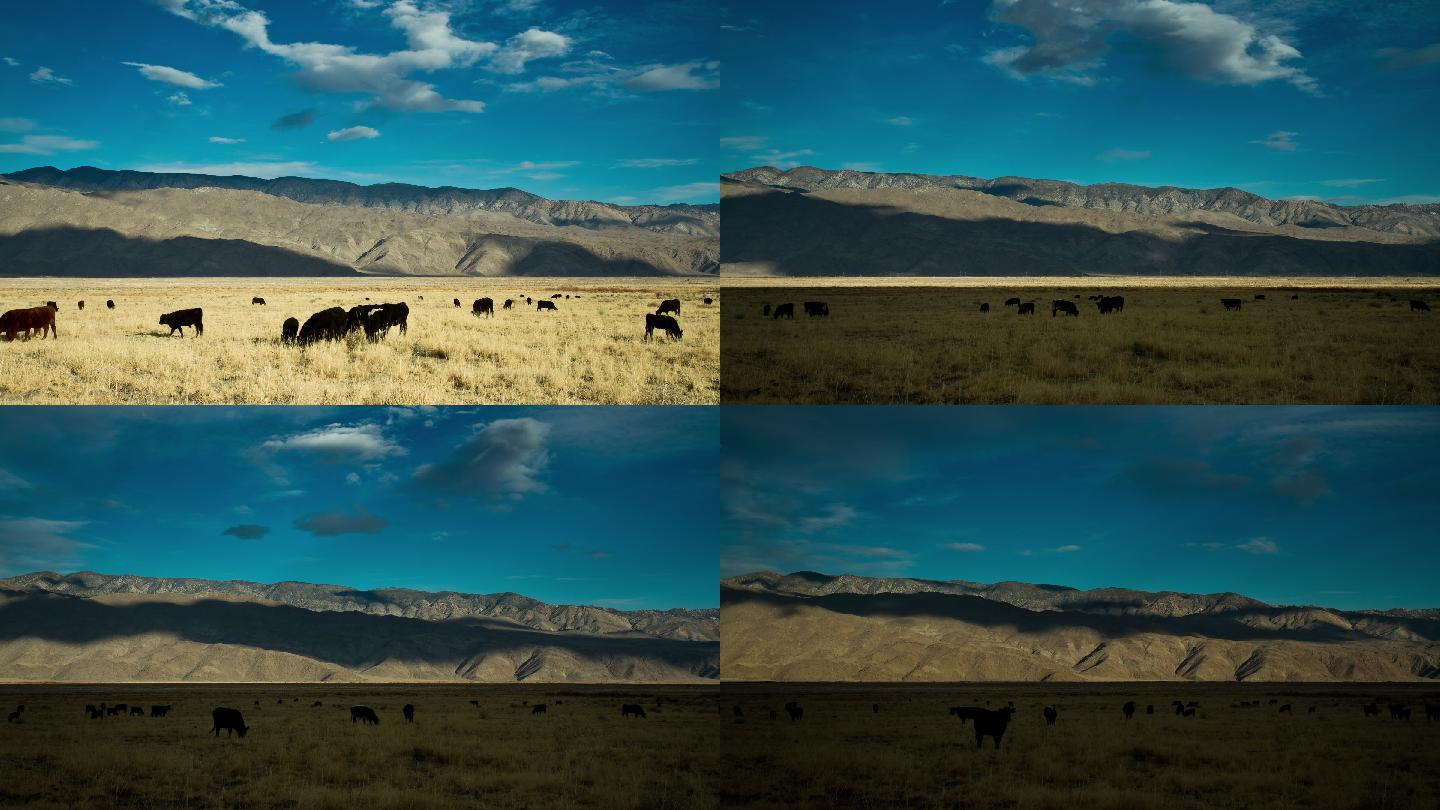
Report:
1279,704,1292,714
1004,297,1020,306
1221,298,1243,311
350,706,380,725
645,313,682,341
872,703,880,714
950,707,981,724
252,297,266,306
453,298,461,307
211,707,248,737
1389,705,1410,720
1043,706,1057,726
1424,704,1439,721
532,704,548,715
1363,703,1379,717
657,299,681,316
1122,701,1135,720
503,299,514,310
784,705,803,721
1146,705,1154,714
130,706,144,716
473,298,494,318
106,300,115,309
281,317,300,343
150,705,171,718
968,707,1015,749
159,308,203,336
537,301,557,311
762,304,771,317
1052,300,1079,317
402,704,414,723
77,301,84,310
772,303,795,319
1254,294,1266,300
6,708,20,723
1017,302,1036,315
621,704,646,719
803,301,829,317
1411,299,1431,313
1096,295,1125,314
703,297,714,304
979,303,990,313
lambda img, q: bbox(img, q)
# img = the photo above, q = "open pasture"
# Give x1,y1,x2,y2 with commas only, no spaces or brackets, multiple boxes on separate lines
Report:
0,277,719,404
0,683,719,810
719,280,1440,404
720,683,1440,810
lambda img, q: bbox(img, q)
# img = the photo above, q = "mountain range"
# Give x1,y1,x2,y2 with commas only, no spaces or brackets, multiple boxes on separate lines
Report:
721,166,1440,277
721,571,1440,682
0,167,718,277
0,571,718,683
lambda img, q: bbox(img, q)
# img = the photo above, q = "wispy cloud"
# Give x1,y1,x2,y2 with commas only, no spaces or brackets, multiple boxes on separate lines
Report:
1252,130,1298,151
327,125,381,142
0,134,99,155
1098,148,1151,162
122,61,221,89
29,66,73,86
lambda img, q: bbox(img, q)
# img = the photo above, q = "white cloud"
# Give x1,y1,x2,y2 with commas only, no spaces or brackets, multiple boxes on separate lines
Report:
208,136,245,144
1055,544,1082,553
941,542,986,552
2,57,19,67
413,417,552,499
122,61,221,89
259,423,406,463
167,91,193,106
327,125,381,142
886,116,914,126
653,181,716,202
490,28,571,74
1251,130,1298,151
1097,147,1151,162
0,468,31,490
616,158,700,168
984,0,1317,93
720,135,767,151
1321,178,1383,188
1236,537,1280,555
29,66,74,86
0,117,36,133
134,160,318,178
753,148,813,169
624,61,719,91
0,134,99,155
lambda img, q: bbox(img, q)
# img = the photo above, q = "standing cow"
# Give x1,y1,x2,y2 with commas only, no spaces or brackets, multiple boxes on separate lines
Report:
402,704,415,723
1221,298,1244,311
159,308,203,336
537,301,558,312
644,313,683,341
1017,302,1036,315
772,303,795,320
473,298,495,318
803,301,829,317
657,299,682,316
211,708,248,737
621,704,647,719
350,706,380,725
1411,299,1431,313
1052,300,1079,317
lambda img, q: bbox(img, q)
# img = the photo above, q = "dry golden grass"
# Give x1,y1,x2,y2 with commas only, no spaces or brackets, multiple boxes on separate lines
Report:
0,278,718,404
720,282,1440,404
0,684,719,810
720,684,1440,810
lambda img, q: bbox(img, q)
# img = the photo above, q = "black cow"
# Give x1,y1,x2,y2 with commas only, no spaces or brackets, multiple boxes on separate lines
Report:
130,706,144,716
873,704,880,714
350,706,380,725
1279,704,1292,714
77,301,84,310
1254,294,1266,300
532,704,548,715
1425,704,1440,720
46,301,58,311
7,707,20,723
803,301,829,317
1005,297,1021,306
159,308,203,336
784,704,803,721
1096,295,1125,314
969,707,1015,750
526,297,533,305
114,704,128,713
645,313,682,341
402,704,414,723
211,707,248,737
657,299,682,316
537,300,557,312
503,299,514,310
1122,701,1135,720
1221,298,1244,311
1389,704,1410,720
772,303,795,319
950,707,981,724
473,298,495,318
1043,706,1057,726
733,706,743,717
106,300,115,309
979,303,990,313
150,705,171,718
704,297,714,304
85,704,96,715
551,293,563,299
762,304,771,317
312,701,323,708
252,297,266,306
1308,706,1318,714
1363,703,1379,717
281,317,300,343
454,298,461,308
1052,300,1079,317
298,307,352,344
621,704,647,719
88,709,103,719
1411,299,1431,313
1017,302,1035,315
368,302,409,337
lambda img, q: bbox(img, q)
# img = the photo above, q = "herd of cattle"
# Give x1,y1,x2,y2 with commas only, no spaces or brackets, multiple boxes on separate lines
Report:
755,294,1436,320
735,698,1440,750
0,293,714,343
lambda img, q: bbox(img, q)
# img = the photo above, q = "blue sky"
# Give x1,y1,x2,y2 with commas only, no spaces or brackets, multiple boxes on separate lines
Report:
0,406,719,610
722,407,1440,611
0,0,718,204
720,0,1440,205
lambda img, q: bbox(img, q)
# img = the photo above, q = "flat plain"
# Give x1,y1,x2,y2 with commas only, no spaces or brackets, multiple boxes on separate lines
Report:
720,683,1440,810
0,277,718,404
0,684,719,810
718,278,1440,404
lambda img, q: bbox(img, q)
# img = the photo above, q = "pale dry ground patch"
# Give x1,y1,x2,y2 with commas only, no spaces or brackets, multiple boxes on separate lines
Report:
720,684,1440,810
720,282,1440,404
0,683,718,810
718,274,1440,288
0,278,718,404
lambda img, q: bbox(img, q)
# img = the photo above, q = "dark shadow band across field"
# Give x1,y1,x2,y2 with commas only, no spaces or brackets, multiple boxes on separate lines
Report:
719,285,1440,404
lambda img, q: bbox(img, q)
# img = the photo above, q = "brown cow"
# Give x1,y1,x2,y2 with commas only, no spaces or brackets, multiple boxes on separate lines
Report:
1,307,57,340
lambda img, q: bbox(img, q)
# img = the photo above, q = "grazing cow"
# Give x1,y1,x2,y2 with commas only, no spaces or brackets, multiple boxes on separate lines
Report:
159,308,203,337
969,707,1015,750
704,297,714,305
1279,704,1292,714
350,706,380,725
312,701,323,708
77,301,84,310
762,304,771,317
1005,297,1021,306
551,294,563,299
150,705,171,718
454,298,461,308
1411,300,1431,313
1221,298,1244,311
784,704,803,721
657,299,682,316
979,303,990,313
211,708,248,737
402,704,414,723
115,704,128,713
1424,704,1440,721
85,704,96,715
1052,300,1079,317
503,299,514,310
365,302,409,338
252,297,266,306
532,704,548,715
1389,704,1410,720
6,710,19,723
1291,294,1299,300
803,301,830,318
537,300,558,312
106,706,121,716
1308,706,1317,714
281,317,300,343
473,298,495,318
469,700,479,707
1096,295,1125,314
298,307,352,344
1363,703,1379,717
1254,294,1266,300
46,301,58,311
645,313,683,341
1017,302,1036,315
130,706,144,716
1122,701,1136,720
89,709,103,719
1043,706,1057,726
106,300,115,309
1,307,57,341
772,303,795,319
621,704,647,719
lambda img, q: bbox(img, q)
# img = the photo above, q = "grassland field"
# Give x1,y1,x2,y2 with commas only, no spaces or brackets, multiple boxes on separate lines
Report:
0,277,719,405
0,683,719,810
719,279,1440,404
720,683,1440,810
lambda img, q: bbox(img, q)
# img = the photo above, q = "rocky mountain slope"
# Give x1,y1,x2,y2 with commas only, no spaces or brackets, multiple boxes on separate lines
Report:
721,166,1440,276
0,571,718,683
0,168,718,277
721,571,1440,682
